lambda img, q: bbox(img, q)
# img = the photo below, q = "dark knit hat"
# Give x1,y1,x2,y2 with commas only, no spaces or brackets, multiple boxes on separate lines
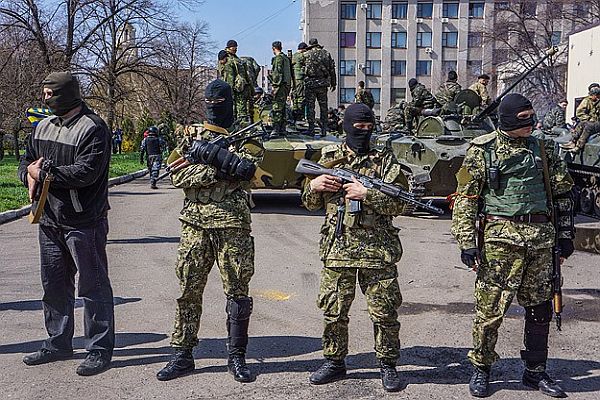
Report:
478,73,490,80
298,42,308,50
408,78,418,90
226,39,238,48
308,38,319,46
218,50,228,61
272,41,282,50
448,70,458,81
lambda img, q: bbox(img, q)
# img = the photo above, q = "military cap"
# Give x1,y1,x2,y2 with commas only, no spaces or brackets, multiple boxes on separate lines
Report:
590,87,600,96
226,39,238,48
298,42,308,50
308,38,319,46
218,50,228,61
588,83,599,91
478,73,490,80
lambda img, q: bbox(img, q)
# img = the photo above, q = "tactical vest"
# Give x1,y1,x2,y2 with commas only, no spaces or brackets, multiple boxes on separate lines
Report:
145,136,162,155
482,137,548,216
184,181,242,204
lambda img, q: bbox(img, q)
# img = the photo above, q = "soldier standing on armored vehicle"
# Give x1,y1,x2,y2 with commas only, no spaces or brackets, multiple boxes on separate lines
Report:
404,78,438,132
292,42,308,122
354,80,375,109
435,70,462,107
451,93,574,398
469,74,491,107
269,41,292,137
217,40,253,124
542,100,568,131
304,38,336,136
561,84,600,152
156,79,263,384
302,103,408,393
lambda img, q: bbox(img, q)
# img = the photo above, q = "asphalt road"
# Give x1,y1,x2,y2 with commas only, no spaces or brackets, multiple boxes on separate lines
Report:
0,178,599,400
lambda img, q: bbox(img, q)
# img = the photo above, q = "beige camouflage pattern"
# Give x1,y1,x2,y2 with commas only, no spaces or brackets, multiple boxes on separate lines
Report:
435,81,462,105
542,104,566,130
451,129,574,369
170,225,255,348
575,95,600,122
354,88,375,109
469,81,491,105
383,101,406,131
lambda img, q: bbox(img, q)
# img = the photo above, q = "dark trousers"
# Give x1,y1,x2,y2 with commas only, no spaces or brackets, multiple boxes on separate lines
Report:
39,218,115,356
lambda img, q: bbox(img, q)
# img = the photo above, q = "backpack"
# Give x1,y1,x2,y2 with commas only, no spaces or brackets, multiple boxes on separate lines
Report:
240,56,261,87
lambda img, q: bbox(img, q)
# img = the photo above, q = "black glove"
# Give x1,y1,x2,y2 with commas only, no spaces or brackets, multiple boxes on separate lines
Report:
557,238,574,259
461,248,481,268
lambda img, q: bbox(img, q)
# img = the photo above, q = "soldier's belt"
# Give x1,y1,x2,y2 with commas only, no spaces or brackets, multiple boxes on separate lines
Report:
486,214,550,223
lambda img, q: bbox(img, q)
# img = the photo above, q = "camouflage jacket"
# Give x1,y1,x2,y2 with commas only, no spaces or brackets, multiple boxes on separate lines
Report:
304,46,336,88
575,96,600,122
542,105,566,130
451,130,574,250
218,53,250,93
435,81,462,105
301,144,408,268
171,123,264,230
469,82,491,105
355,88,375,109
270,52,292,88
410,83,437,108
383,102,406,131
292,51,306,81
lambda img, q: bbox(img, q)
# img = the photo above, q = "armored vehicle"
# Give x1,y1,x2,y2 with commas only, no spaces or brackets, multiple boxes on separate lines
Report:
561,135,600,218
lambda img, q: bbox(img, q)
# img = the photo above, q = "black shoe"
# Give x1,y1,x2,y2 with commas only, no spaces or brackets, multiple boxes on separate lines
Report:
522,370,567,398
309,359,346,385
76,350,111,376
228,354,254,383
150,179,158,189
23,348,73,366
469,367,490,397
380,362,403,392
156,349,195,381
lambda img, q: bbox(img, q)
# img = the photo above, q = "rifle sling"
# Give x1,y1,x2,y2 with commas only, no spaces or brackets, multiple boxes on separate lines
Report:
538,139,554,213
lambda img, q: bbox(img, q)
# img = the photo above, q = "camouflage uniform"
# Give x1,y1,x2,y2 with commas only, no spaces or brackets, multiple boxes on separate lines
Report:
304,46,336,132
383,102,406,132
270,52,292,129
469,82,491,106
292,50,306,120
218,53,253,123
571,96,600,149
542,105,566,131
404,83,437,130
451,130,574,370
355,88,375,109
435,81,462,106
169,122,264,349
302,144,408,363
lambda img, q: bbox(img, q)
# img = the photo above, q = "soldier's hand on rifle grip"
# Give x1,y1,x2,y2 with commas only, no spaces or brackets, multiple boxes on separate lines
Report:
343,176,368,201
461,248,481,272
309,175,342,193
557,238,574,262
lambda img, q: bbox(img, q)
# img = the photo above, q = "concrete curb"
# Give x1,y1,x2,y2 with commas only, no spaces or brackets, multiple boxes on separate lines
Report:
0,169,148,225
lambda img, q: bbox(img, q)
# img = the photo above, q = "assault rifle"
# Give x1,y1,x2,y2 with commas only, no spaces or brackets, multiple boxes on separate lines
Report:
295,158,444,216
156,120,265,181
551,203,563,331
28,159,53,224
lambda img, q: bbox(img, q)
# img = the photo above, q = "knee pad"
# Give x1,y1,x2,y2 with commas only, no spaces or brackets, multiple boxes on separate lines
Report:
525,301,553,324
226,296,253,321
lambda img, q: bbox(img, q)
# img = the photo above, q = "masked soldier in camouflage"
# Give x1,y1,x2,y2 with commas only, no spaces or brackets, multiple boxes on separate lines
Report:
302,103,408,393
404,78,438,132
217,40,253,124
156,79,263,383
451,94,574,398
435,70,462,106
354,81,375,109
269,41,292,136
292,42,308,122
304,38,336,136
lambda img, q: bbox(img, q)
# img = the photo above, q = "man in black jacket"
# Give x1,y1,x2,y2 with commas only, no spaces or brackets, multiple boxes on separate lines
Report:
18,71,114,376
140,126,166,189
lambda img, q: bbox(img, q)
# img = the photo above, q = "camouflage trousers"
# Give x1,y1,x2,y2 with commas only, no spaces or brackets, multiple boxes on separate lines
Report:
318,264,402,363
234,86,254,122
573,121,600,149
170,223,255,349
272,84,291,126
469,241,553,369
292,80,306,120
305,85,328,130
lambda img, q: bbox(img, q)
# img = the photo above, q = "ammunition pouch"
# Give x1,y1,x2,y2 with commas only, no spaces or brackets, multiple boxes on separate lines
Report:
554,191,575,239
184,181,242,204
326,202,377,228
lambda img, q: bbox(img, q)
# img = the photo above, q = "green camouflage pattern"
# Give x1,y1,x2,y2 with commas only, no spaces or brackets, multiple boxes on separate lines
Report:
304,46,336,88
405,83,437,127
318,265,402,362
468,243,553,368
575,95,600,122
270,53,292,125
218,53,253,121
306,85,329,129
302,144,408,268
469,81,491,105
355,88,375,109
542,104,566,130
292,51,306,117
170,225,255,349
382,101,406,131
435,81,462,105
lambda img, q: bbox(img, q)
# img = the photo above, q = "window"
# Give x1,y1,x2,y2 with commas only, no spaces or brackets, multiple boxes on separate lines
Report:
340,60,356,76
467,60,482,76
495,1,509,10
469,2,485,18
365,60,382,75
391,60,407,76
340,88,356,103
442,60,457,74
366,32,382,48
392,2,408,19
370,88,381,104
521,1,537,17
417,32,432,47
442,32,458,47
417,2,433,18
416,60,432,76
391,88,406,104
468,31,483,47
442,2,459,18
391,31,407,48
340,32,356,48
341,3,357,19
551,31,562,46
367,3,382,19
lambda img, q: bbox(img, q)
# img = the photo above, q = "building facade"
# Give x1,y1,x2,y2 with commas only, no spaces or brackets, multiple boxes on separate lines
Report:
567,23,600,118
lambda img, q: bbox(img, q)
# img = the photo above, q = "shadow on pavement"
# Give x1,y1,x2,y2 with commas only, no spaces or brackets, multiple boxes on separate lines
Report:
0,296,141,312
107,236,180,244
109,191,163,197
251,191,324,216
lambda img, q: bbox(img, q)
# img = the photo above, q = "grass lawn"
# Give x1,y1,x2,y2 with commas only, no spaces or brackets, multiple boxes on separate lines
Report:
0,152,145,213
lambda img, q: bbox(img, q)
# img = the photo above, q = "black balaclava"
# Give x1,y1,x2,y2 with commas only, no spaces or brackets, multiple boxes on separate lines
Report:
498,93,534,132
42,72,82,116
343,103,375,155
204,79,234,129
408,78,418,90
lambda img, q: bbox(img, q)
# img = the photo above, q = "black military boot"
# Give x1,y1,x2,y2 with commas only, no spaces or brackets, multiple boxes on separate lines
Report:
522,370,567,398
469,366,490,397
226,297,254,383
379,360,403,392
23,348,73,366
156,348,195,381
76,350,111,376
150,178,158,189
309,359,347,385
